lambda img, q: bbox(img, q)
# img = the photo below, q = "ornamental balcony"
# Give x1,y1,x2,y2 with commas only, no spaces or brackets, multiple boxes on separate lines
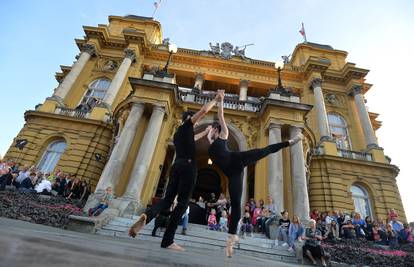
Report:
54,107,89,119
315,147,373,162
178,87,262,112
337,148,373,161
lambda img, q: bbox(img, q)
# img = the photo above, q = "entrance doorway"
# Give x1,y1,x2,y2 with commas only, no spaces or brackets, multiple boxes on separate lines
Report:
192,168,221,201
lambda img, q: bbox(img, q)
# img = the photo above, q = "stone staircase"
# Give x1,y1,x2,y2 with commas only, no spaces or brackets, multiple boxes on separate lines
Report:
96,216,300,264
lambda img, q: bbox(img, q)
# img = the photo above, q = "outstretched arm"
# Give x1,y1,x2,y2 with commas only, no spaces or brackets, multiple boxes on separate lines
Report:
217,90,229,139
194,126,212,142
191,94,219,125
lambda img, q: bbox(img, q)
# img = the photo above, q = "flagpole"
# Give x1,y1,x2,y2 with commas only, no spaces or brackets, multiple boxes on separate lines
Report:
152,0,163,18
302,22,307,43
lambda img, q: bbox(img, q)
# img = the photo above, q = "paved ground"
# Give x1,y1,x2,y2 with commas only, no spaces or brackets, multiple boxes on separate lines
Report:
0,218,301,267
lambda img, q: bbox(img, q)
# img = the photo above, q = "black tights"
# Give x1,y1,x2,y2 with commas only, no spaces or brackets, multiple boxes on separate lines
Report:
223,142,290,234
144,160,197,247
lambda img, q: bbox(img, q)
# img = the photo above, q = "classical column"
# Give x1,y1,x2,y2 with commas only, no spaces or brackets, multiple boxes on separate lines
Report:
193,72,204,93
101,48,136,108
310,78,331,140
94,102,145,193
352,85,378,149
51,44,96,104
290,126,310,222
239,79,249,101
123,105,165,201
268,123,284,214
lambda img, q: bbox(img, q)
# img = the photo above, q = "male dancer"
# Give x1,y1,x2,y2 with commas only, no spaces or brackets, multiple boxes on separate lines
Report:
206,90,303,257
128,94,219,251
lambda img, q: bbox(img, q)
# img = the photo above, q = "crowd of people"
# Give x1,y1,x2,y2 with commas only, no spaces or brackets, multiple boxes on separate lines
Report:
0,160,91,208
198,191,414,264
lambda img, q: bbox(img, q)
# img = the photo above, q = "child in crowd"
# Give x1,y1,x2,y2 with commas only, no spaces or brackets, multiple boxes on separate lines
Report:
276,210,290,246
88,186,113,216
399,223,414,243
385,223,399,248
219,210,229,232
288,215,304,252
240,212,253,237
208,208,219,230
342,219,356,239
327,220,341,241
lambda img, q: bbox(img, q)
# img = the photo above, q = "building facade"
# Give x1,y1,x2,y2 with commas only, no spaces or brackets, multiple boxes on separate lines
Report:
4,15,406,222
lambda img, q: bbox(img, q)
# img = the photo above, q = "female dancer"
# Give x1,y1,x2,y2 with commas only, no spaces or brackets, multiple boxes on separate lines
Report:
206,90,303,257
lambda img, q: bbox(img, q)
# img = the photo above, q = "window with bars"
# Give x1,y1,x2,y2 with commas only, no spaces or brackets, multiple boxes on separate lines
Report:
328,113,351,150
78,78,111,110
351,185,372,219
37,140,67,173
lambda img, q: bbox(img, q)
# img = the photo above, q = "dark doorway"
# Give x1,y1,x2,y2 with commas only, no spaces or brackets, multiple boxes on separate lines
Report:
192,168,221,201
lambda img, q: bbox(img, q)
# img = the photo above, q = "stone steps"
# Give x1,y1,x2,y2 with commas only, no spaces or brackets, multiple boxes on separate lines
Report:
96,216,300,264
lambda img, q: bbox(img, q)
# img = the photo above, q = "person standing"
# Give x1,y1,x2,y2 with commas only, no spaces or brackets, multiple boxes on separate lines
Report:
206,90,304,257
128,95,219,251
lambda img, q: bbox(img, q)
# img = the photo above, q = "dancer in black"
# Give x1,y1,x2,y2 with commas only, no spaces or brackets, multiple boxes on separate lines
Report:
128,95,219,251
206,90,304,257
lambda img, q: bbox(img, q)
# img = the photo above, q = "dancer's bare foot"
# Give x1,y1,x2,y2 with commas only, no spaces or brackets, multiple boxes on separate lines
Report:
225,234,237,258
289,133,304,146
128,214,147,238
165,242,185,252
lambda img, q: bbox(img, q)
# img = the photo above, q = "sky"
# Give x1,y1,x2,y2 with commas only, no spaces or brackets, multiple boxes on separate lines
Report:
0,0,413,221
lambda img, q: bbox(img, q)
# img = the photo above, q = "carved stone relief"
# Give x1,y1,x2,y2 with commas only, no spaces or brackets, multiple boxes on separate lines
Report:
324,91,347,108
95,57,122,72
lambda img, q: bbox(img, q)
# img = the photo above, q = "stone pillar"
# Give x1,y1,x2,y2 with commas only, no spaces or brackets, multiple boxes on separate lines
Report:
239,79,249,101
193,72,204,93
310,78,331,141
101,48,136,108
122,105,165,202
290,126,310,222
268,123,284,214
94,102,145,193
352,85,378,149
51,44,96,105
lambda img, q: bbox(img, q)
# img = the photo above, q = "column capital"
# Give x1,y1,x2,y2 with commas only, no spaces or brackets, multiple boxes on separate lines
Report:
152,104,165,113
310,78,322,90
124,48,137,62
195,72,205,80
268,122,283,130
240,79,249,87
82,44,97,56
289,125,304,136
131,101,145,109
350,84,363,96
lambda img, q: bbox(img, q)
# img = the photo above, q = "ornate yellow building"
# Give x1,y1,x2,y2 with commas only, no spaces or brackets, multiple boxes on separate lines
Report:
4,15,406,222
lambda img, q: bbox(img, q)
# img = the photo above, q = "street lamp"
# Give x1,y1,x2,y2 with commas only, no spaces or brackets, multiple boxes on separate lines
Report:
157,43,178,77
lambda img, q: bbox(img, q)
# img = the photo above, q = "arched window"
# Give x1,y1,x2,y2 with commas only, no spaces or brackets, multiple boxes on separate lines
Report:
351,185,372,218
37,140,67,173
79,78,111,109
328,113,351,150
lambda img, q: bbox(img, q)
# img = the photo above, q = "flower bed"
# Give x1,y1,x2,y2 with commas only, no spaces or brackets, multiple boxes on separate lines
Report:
322,239,414,267
0,191,83,228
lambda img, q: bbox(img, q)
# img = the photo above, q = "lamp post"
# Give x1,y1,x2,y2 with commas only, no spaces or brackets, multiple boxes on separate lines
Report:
156,43,178,77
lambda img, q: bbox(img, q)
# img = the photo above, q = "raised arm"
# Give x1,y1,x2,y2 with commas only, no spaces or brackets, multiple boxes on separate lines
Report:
194,125,212,142
191,94,219,125
217,90,229,139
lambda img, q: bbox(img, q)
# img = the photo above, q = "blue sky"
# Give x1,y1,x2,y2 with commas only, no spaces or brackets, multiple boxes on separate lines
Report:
1,0,413,221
